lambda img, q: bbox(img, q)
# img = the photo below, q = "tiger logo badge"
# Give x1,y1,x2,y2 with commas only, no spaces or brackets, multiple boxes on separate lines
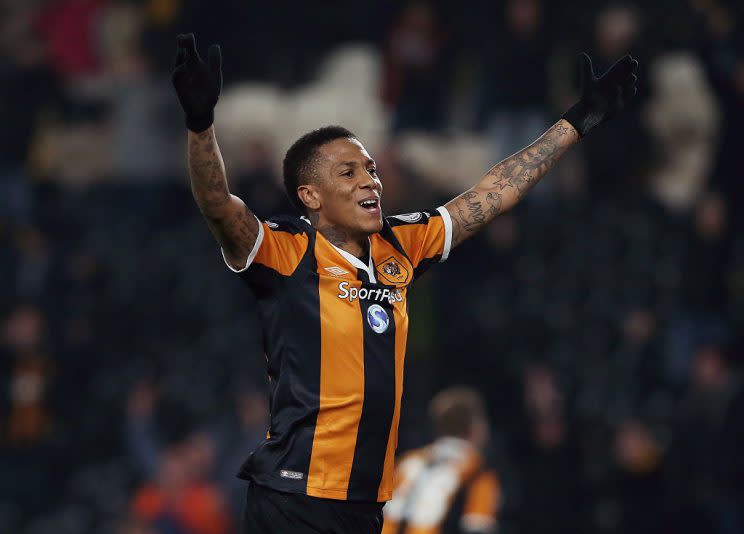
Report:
376,256,410,285
383,262,400,277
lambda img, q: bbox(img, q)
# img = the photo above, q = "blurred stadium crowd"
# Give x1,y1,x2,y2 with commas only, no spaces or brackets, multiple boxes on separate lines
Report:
1,0,744,533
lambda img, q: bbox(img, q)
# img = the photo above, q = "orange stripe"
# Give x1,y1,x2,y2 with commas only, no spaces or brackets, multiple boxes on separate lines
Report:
381,519,399,534
377,287,409,500
253,224,308,275
306,238,365,499
463,471,500,517
403,527,438,534
391,219,445,267
382,520,437,534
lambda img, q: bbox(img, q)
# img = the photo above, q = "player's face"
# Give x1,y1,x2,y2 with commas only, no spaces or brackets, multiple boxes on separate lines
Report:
314,138,384,237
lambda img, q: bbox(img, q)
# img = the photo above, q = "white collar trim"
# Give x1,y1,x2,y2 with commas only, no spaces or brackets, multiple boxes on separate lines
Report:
328,239,377,283
305,216,377,283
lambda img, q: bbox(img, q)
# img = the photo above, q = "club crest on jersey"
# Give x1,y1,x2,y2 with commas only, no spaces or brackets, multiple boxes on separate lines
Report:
376,256,410,285
367,304,389,334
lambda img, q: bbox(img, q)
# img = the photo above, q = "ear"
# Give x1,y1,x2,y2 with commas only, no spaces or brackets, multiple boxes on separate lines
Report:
297,183,321,211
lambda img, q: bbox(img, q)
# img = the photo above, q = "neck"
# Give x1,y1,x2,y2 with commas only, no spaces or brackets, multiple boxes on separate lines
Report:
309,213,368,258
321,226,369,258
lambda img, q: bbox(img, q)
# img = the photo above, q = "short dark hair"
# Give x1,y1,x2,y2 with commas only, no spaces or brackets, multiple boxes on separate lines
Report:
429,386,486,439
282,126,357,214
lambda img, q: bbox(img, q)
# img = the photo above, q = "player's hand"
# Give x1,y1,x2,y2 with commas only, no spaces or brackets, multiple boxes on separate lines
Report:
561,53,638,137
171,33,222,133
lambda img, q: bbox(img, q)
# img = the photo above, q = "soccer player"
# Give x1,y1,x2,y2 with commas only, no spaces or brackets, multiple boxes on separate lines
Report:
382,387,501,534
171,33,637,534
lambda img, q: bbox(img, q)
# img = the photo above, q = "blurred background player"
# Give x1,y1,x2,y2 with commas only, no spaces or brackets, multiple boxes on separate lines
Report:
383,387,500,534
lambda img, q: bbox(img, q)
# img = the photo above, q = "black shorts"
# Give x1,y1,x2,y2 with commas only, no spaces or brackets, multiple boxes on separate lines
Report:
241,482,384,534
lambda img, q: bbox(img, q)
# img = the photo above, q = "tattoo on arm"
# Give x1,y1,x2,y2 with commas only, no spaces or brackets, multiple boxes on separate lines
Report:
446,119,578,248
456,191,486,231
213,204,258,256
187,127,259,267
204,200,260,270
486,191,502,218
188,128,230,213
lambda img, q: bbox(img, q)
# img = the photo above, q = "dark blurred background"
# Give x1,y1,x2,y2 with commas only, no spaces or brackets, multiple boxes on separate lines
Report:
1,0,744,533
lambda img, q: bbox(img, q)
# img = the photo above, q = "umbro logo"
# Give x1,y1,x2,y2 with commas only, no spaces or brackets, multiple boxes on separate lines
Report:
324,266,350,277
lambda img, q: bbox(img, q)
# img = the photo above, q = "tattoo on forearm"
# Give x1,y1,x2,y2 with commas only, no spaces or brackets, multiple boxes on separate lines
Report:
486,191,502,217
446,120,578,247
188,128,259,266
457,191,486,231
188,128,230,213
486,137,558,194
555,123,570,136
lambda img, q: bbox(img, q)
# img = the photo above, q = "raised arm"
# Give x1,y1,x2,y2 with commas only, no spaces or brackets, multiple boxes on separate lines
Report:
172,33,259,270
187,127,259,269
446,120,578,247
445,53,639,249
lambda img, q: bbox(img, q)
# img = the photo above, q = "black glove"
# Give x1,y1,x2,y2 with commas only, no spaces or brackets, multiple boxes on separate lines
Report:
561,53,638,138
171,33,222,133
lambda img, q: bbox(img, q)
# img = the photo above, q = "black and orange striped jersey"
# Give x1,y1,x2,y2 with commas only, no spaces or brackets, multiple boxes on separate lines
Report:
222,208,453,502
382,438,501,534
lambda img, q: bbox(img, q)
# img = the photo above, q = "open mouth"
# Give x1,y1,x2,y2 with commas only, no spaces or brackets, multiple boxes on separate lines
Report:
358,199,380,213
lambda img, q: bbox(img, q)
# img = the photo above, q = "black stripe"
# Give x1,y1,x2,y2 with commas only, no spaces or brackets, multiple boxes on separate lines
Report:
412,254,442,281
266,214,313,234
240,263,284,297
239,228,321,493
356,264,372,285
380,217,413,265
284,228,321,492
347,290,397,500
441,467,486,533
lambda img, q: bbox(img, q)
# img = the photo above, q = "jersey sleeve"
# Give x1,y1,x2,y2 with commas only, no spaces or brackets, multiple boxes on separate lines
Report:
221,215,309,293
386,207,453,280
460,471,500,533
